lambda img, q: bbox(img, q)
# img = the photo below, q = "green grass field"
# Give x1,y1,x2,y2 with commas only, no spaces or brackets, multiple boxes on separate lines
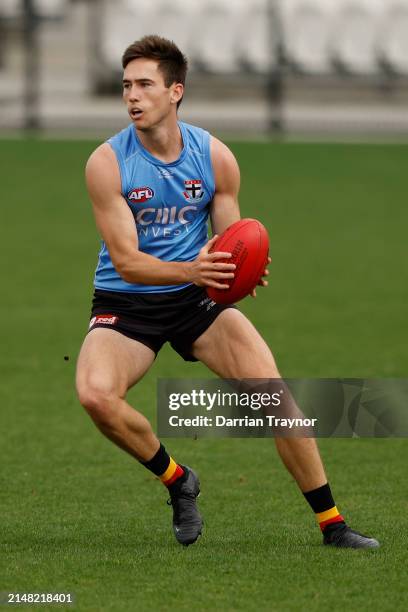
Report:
1,139,408,611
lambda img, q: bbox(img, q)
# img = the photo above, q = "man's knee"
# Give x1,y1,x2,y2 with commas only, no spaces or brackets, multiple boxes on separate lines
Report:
76,377,120,424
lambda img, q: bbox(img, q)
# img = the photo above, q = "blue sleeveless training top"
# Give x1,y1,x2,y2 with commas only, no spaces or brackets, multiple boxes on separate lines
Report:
94,121,215,293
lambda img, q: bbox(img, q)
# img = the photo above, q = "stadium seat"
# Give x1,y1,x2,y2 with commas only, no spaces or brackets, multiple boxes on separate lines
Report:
280,0,334,74
0,0,21,19
0,0,67,20
34,0,68,20
99,0,155,71
191,0,246,73
377,1,408,75
146,0,199,66
330,0,383,75
99,0,198,71
237,0,277,73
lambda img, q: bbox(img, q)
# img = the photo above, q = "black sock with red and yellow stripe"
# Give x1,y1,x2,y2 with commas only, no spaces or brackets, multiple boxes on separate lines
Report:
141,443,185,488
303,483,346,532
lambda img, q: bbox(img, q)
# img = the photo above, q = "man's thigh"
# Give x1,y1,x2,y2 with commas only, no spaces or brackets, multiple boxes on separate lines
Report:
191,309,280,378
76,328,156,398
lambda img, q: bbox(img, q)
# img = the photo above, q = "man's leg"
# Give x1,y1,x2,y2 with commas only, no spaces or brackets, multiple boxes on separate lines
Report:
191,310,327,490
76,328,158,459
191,309,379,548
76,328,202,545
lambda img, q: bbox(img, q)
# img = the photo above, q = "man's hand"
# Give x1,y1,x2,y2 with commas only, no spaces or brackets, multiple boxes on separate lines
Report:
250,256,271,298
188,235,236,290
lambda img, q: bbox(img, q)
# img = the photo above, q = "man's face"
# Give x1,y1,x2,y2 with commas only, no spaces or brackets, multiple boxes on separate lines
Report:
122,58,182,130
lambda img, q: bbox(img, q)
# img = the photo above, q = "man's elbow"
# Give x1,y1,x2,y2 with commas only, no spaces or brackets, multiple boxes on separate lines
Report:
113,258,139,284
118,269,135,284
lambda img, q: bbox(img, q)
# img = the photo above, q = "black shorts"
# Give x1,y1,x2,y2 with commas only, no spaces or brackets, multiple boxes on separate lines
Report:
88,285,235,362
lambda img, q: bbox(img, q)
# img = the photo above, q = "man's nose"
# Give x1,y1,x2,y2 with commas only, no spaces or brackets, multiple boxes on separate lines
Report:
129,85,141,101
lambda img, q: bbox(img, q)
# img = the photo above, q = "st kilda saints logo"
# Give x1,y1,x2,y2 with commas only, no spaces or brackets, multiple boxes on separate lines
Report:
183,179,204,203
127,186,154,203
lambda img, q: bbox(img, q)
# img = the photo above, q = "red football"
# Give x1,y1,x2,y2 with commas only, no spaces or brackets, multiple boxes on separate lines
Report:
206,218,270,305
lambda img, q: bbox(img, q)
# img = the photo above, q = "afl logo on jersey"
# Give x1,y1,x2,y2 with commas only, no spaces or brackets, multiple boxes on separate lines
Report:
128,186,155,203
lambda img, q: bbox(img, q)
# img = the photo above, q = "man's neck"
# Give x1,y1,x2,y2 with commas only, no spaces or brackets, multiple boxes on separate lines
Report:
136,118,183,164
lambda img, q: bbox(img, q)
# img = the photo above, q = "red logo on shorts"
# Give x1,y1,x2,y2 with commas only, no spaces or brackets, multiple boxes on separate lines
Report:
128,187,154,203
89,314,119,328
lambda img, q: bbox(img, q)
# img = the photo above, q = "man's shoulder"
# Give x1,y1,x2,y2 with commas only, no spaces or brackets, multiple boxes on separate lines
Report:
210,137,239,170
209,137,240,193
86,142,116,170
85,142,121,191
86,123,134,171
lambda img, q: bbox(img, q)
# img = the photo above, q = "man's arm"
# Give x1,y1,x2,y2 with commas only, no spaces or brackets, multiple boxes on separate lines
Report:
209,137,269,295
209,136,241,235
85,144,235,289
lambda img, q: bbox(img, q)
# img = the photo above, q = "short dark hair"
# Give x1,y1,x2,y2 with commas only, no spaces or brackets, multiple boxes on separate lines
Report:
122,35,188,108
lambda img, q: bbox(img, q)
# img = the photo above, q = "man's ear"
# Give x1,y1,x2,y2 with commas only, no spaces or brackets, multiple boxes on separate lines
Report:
170,83,184,105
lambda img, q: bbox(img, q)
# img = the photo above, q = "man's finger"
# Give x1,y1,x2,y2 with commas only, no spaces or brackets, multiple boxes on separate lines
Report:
206,235,219,248
211,262,236,270
205,272,235,280
205,280,230,290
200,235,219,255
207,251,233,261
200,262,235,272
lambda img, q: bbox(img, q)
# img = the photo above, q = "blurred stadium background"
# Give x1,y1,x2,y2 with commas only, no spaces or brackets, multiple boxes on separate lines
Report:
1,0,408,138
2,3,408,610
